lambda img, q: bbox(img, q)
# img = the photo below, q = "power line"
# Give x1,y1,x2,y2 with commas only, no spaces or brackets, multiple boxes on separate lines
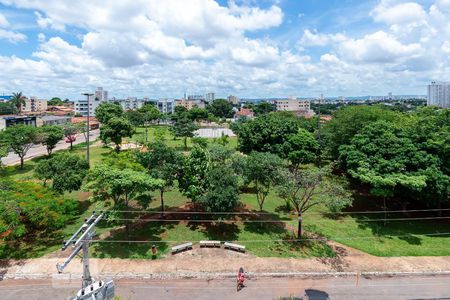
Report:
102,216,450,223
84,232,450,244
107,207,450,216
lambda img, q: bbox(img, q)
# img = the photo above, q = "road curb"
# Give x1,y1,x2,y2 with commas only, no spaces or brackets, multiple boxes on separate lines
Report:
2,270,450,281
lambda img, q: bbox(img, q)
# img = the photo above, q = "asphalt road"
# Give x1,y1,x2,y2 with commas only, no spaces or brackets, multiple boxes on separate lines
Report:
1,276,450,300
1,129,100,166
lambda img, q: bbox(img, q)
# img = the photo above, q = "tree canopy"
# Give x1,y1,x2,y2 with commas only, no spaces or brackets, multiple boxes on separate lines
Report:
35,153,89,193
323,105,401,159
278,166,352,238
136,141,181,215
207,99,234,118
201,164,240,212
48,97,64,106
171,115,198,150
2,125,38,168
234,112,305,156
38,125,64,156
242,151,284,211
178,145,210,202
100,117,134,151
339,120,449,207
95,102,124,124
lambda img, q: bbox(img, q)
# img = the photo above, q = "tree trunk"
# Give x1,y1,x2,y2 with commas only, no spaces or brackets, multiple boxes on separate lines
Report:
184,136,187,150
145,123,149,144
70,141,73,151
160,189,165,218
20,156,24,169
297,210,302,240
383,197,387,226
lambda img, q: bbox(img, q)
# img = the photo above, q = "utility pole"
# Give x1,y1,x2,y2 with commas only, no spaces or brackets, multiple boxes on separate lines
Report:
82,93,94,165
57,212,115,300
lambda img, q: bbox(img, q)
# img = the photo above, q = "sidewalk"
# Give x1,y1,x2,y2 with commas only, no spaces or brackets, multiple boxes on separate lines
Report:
1,129,100,166
2,246,450,280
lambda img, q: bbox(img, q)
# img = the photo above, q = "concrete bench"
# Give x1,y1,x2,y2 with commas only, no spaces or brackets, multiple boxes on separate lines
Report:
224,242,245,252
199,240,221,248
171,242,193,254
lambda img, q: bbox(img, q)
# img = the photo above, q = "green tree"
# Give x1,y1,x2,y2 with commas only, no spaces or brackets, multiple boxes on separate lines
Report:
100,117,134,152
171,106,188,122
125,109,144,128
243,152,283,211
201,165,240,212
87,165,164,235
138,104,161,143
95,102,124,124
278,166,352,239
35,153,89,193
207,99,234,118
63,124,78,150
235,113,301,155
253,102,276,115
323,105,401,159
282,128,319,167
0,102,14,115
178,145,210,202
48,97,64,106
136,142,181,216
38,125,64,156
171,115,198,150
0,179,77,258
188,107,209,121
10,92,25,114
2,125,38,168
339,120,447,210
208,144,234,164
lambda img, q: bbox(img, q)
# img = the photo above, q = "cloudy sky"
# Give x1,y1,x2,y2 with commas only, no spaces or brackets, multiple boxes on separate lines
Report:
0,0,449,99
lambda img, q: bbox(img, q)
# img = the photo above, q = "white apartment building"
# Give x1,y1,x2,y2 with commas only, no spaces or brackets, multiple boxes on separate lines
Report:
21,97,47,112
157,98,175,114
115,98,145,110
228,95,239,105
95,87,108,101
74,95,103,116
428,82,450,108
205,92,215,102
274,98,311,111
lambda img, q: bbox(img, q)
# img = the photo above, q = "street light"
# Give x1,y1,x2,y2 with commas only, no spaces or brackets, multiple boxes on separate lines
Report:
82,93,94,165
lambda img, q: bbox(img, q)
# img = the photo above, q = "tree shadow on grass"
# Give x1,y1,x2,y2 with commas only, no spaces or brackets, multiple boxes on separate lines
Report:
351,215,450,246
92,221,170,259
188,222,240,241
243,220,287,235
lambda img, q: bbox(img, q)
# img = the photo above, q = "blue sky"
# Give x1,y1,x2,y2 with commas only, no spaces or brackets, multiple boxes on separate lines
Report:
0,0,449,99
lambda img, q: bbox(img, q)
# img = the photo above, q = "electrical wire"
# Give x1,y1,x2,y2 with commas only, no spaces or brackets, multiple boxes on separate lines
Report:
84,232,450,244
107,207,450,216
101,216,450,223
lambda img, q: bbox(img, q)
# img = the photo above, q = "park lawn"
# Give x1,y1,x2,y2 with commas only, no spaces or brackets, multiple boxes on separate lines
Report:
240,191,450,257
90,219,334,259
127,126,237,150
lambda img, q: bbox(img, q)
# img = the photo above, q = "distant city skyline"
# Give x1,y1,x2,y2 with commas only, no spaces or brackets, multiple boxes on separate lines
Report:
0,0,449,98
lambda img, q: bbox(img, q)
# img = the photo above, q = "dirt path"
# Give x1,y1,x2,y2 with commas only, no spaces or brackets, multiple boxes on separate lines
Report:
3,253,450,279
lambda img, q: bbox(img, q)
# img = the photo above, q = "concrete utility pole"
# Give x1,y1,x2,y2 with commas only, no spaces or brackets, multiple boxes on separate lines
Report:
57,212,115,300
82,93,94,165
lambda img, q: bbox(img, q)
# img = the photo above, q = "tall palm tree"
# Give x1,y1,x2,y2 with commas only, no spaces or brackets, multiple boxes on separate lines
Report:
10,92,26,114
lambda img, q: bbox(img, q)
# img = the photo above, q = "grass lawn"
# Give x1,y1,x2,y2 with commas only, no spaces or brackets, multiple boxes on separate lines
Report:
127,125,237,151
241,191,450,257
